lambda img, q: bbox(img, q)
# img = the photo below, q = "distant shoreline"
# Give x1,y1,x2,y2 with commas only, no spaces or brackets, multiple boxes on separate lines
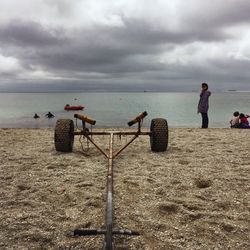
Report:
1,90,250,93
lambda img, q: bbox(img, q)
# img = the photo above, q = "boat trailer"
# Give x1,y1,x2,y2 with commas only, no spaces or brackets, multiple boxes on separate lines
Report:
54,111,168,249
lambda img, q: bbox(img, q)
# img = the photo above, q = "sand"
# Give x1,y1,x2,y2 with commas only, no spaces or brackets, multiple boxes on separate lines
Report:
0,128,249,249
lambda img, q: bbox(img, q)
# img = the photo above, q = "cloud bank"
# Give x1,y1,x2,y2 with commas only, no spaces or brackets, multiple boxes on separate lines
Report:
0,0,250,92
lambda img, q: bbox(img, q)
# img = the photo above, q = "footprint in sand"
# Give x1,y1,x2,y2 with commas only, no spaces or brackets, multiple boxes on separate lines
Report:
158,202,179,214
178,159,190,165
194,178,212,188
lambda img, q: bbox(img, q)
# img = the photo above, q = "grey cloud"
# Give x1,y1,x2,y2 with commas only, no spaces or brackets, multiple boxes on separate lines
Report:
0,18,173,75
0,0,250,92
183,1,250,30
43,0,74,16
0,20,66,47
117,17,231,44
0,71,19,79
211,1,250,26
0,16,233,77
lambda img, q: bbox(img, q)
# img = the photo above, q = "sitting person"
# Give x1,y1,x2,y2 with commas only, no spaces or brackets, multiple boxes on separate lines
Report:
239,113,250,128
230,111,240,128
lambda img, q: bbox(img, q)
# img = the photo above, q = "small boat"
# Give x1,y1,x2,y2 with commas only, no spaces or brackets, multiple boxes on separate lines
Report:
64,104,84,111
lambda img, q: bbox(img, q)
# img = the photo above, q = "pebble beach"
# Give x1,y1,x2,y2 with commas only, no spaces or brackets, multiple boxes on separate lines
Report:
0,128,249,249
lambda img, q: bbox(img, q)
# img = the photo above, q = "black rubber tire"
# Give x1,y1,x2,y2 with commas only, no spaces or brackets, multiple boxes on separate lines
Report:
150,118,168,152
54,119,74,152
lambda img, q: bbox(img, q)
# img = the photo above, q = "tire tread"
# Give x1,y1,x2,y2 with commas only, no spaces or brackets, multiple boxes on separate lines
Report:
150,118,168,152
54,119,74,152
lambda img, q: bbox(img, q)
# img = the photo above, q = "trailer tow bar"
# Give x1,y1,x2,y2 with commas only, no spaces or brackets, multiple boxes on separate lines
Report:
54,111,168,249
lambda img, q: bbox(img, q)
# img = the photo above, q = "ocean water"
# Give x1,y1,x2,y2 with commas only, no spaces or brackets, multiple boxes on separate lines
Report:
0,92,249,128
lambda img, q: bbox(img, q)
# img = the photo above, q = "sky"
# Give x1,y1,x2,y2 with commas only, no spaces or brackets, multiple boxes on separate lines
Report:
0,0,250,92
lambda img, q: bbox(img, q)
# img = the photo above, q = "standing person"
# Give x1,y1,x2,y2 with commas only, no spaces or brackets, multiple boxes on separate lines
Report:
197,83,211,128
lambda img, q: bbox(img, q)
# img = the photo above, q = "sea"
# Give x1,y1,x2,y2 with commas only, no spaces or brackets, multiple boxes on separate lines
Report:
0,92,249,129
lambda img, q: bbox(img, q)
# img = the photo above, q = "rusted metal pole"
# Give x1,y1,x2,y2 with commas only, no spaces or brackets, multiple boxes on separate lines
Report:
104,132,114,249
113,133,139,159
113,121,141,159
83,134,109,158
73,131,151,136
72,113,149,248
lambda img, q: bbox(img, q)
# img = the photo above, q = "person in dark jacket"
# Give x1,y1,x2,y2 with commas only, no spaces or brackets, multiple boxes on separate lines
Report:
33,113,40,119
239,113,250,128
197,83,211,128
45,111,54,119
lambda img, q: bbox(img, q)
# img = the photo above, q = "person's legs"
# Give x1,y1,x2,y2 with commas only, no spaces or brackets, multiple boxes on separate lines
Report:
201,112,208,128
240,123,250,129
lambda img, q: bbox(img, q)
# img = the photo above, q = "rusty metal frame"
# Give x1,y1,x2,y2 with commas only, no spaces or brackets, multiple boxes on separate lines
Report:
73,114,151,249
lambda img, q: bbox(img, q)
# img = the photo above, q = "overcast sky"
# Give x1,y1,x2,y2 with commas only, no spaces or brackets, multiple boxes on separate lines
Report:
0,0,250,92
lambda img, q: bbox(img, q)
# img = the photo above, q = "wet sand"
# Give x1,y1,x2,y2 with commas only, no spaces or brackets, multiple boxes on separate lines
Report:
0,128,249,249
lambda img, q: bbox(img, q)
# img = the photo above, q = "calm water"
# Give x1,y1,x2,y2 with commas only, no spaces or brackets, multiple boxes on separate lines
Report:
0,92,249,128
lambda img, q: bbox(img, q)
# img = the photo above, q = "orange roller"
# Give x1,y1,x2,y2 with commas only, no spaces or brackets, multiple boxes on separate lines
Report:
74,114,96,125
127,111,148,126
